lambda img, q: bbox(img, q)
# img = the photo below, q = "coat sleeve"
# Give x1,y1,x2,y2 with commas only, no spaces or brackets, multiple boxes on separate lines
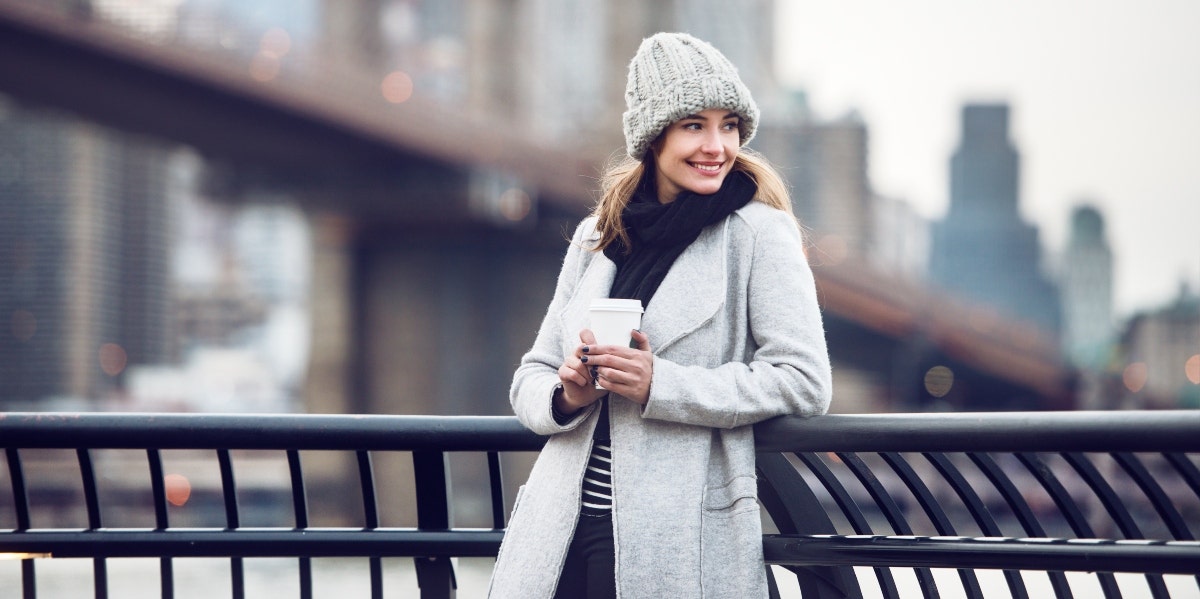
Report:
509,219,600,435
640,208,833,429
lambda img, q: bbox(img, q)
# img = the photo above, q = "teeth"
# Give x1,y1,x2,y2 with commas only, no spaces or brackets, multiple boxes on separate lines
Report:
693,163,720,172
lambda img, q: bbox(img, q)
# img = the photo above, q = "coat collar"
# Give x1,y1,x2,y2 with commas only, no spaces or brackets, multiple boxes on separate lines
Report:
563,219,728,355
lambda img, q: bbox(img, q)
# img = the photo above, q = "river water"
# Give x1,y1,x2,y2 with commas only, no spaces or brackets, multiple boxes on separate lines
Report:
2,558,1195,598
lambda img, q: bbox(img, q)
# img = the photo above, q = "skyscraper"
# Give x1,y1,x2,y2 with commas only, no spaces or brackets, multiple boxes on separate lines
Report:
0,101,172,406
930,103,1061,334
1060,204,1114,368
755,110,874,258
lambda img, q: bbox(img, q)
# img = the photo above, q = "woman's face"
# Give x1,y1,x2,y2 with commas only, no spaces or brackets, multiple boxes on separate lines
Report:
652,108,741,204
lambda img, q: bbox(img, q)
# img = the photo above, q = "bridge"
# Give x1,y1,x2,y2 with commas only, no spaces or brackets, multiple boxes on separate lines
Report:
0,0,1074,420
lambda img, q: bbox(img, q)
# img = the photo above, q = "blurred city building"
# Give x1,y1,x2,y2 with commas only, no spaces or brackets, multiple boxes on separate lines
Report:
870,192,930,280
126,152,312,413
1118,285,1200,409
756,107,876,263
1059,204,1115,370
0,100,174,408
931,103,1062,336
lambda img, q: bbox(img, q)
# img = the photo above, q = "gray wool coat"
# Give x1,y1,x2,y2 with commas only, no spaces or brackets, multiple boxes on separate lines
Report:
488,200,833,598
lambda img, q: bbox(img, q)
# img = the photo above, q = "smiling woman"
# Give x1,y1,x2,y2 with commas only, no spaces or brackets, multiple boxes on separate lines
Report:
651,109,742,203
488,32,833,599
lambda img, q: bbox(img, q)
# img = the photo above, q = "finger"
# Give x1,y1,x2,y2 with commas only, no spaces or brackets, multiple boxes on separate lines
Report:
579,329,597,345
571,354,605,388
595,354,641,380
558,363,591,388
568,355,594,380
594,366,619,386
595,366,647,398
592,352,645,373
631,329,651,352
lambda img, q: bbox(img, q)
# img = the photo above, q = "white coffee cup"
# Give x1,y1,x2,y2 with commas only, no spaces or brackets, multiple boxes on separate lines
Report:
588,298,644,388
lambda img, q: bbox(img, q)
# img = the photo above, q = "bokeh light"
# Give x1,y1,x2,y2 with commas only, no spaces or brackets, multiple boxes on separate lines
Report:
924,365,954,398
164,473,192,507
381,71,414,104
498,188,532,222
259,27,291,59
99,343,128,376
1123,362,1148,393
1186,354,1200,385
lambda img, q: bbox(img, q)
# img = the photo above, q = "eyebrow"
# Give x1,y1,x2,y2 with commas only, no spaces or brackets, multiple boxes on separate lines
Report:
680,112,741,121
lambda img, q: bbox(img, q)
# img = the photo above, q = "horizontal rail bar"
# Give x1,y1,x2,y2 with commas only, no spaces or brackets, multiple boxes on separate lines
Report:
4,411,1199,452
0,413,546,451
754,411,1200,452
19,529,1197,575
763,535,1200,575
0,529,504,558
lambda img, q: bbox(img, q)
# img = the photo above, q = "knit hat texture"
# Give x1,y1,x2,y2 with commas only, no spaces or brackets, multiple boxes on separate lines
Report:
622,32,759,160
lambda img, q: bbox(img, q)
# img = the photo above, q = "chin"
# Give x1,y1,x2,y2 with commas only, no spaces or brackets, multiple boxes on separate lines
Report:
688,180,724,196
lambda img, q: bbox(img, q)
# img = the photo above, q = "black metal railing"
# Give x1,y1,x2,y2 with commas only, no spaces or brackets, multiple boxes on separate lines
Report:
753,412,1200,599
1,411,1199,598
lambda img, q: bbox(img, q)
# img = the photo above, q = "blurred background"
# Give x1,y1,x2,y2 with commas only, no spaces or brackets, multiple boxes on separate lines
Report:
2,1,1199,594
1,0,1198,419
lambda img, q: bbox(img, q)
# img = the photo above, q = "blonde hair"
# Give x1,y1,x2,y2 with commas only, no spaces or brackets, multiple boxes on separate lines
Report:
591,148,797,253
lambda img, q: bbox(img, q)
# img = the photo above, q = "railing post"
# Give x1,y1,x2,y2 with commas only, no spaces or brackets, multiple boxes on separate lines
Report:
757,452,863,599
413,450,456,599
6,448,36,599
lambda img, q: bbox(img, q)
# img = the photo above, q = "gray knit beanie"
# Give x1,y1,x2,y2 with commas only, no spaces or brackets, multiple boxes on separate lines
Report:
622,32,759,160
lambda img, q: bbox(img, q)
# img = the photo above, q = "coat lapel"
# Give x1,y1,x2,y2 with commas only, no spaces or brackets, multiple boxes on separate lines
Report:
560,218,729,355
559,249,616,349
642,219,728,354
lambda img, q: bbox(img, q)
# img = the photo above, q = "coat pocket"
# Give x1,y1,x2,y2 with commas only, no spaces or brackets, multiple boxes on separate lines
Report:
701,476,767,596
702,475,758,517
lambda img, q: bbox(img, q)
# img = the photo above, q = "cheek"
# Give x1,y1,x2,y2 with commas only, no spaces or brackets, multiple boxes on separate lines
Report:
725,132,741,153
652,150,669,173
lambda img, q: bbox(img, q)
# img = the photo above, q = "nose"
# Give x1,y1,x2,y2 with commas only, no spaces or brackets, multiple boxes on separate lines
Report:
700,129,723,155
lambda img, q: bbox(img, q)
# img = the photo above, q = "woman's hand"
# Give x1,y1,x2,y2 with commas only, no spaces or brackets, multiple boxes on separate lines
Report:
556,330,608,415
588,330,654,404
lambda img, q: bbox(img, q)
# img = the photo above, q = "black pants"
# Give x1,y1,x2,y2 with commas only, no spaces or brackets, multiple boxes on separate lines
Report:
553,511,616,599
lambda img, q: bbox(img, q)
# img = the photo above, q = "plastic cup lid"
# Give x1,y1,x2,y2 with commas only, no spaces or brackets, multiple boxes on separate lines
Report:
589,298,644,312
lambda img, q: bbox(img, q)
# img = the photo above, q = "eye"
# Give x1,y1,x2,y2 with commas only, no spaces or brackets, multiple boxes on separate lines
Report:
722,121,740,131
682,122,703,131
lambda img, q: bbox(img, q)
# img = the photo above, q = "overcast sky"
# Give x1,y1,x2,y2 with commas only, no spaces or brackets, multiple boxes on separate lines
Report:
775,0,1200,318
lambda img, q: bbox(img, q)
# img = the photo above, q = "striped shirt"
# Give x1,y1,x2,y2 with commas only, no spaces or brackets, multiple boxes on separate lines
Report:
582,397,614,514
551,389,614,515
580,442,613,515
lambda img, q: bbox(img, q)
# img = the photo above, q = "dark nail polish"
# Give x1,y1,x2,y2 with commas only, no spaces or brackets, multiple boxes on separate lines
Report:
591,367,599,378
581,355,588,363
582,346,590,353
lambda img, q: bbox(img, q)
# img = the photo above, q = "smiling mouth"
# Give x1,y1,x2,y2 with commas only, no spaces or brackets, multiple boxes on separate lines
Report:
691,162,722,172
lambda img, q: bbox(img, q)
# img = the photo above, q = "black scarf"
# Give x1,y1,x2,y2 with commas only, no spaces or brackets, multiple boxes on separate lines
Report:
604,169,757,307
